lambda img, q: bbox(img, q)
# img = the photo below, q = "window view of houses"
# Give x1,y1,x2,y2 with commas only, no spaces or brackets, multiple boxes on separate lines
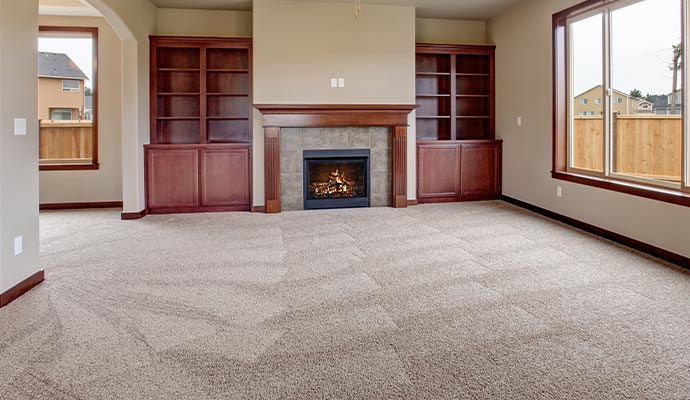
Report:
37,35,95,166
574,85,680,116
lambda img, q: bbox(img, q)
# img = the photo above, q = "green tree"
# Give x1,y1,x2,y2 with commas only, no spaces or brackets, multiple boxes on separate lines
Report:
85,87,93,96
630,89,643,99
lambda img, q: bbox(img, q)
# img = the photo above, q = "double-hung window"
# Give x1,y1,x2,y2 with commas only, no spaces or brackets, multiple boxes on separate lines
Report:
553,0,690,205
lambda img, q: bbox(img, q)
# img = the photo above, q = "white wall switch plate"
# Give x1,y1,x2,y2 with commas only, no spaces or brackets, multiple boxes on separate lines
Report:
14,236,22,255
338,78,345,88
330,78,338,88
557,186,563,197
517,116,522,127
14,118,27,136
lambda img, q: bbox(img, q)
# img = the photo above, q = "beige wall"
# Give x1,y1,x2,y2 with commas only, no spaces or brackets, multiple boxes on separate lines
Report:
416,18,487,44
157,8,252,37
253,0,416,206
38,15,123,205
38,77,85,120
488,0,690,258
0,0,41,293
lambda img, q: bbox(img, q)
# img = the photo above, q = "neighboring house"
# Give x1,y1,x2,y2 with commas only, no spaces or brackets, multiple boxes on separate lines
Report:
574,85,651,116
84,94,93,120
38,51,88,120
653,90,682,114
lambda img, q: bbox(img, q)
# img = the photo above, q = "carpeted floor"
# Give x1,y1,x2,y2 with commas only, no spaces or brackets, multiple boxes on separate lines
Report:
1,201,690,399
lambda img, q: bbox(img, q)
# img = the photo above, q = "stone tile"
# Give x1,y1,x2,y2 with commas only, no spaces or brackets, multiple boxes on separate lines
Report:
371,193,392,207
282,197,304,212
348,128,371,148
280,149,303,174
371,148,391,173
281,173,303,199
303,128,325,149
325,129,349,149
369,128,391,149
281,128,303,151
371,171,392,194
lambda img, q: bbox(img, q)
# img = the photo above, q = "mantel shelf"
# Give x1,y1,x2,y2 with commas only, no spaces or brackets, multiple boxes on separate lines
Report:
254,104,418,128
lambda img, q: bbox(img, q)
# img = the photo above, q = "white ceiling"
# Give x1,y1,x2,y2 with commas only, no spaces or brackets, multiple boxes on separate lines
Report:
40,0,526,20
148,0,526,20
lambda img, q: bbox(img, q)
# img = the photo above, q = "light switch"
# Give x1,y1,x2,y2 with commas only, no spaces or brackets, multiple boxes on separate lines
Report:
14,118,27,136
330,78,338,88
338,78,345,88
14,236,22,256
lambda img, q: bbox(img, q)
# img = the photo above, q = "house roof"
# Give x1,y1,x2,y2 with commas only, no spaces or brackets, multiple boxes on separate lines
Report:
574,84,633,99
38,52,88,80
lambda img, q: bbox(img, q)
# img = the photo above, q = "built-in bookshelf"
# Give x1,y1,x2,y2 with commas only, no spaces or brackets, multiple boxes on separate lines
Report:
147,37,252,214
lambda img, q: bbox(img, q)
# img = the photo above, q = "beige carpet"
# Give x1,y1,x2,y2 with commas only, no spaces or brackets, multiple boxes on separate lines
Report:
1,201,690,399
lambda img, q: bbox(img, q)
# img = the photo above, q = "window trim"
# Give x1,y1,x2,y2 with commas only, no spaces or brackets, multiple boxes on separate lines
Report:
553,0,690,207
39,26,99,171
61,79,81,92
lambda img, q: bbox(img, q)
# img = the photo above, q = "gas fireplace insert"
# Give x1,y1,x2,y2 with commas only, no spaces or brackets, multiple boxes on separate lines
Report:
303,149,370,210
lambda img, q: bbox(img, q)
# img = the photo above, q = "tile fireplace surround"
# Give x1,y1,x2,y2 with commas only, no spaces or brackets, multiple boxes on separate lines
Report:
255,104,417,214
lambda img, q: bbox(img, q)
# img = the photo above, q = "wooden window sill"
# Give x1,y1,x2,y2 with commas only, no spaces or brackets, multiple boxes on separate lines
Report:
40,163,100,171
552,171,690,208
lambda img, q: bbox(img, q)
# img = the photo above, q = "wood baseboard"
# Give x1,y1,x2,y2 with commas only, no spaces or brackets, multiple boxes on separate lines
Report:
121,209,147,220
40,201,123,210
407,199,418,206
251,206,266,213
501,195,690,270
0,270,45,308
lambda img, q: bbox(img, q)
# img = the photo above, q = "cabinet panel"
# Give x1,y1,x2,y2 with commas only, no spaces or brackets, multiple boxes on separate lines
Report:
417,144,460,199
460,144,501,197
200,148,251,207
147,149,199,209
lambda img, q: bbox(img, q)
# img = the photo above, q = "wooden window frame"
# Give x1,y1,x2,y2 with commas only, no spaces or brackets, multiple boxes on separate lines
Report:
39,26,99,171
552,0,690,207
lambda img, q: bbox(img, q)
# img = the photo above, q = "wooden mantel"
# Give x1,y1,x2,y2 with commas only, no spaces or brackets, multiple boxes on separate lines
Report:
254,104,418,213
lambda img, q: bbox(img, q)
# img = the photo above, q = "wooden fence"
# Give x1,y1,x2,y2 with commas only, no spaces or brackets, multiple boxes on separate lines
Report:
39,120,93,164
572,115,682,182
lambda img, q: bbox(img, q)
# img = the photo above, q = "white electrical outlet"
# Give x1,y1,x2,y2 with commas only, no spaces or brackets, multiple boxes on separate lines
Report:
557,186,563,197
338,78,345,88
14,118,27,136
330,78,338,88
517,116,522,127
14,236,23,255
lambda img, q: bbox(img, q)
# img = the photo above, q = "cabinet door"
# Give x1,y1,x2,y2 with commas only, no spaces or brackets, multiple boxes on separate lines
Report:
460,143,501,197
146,148,199,209
200,147,251,207
417,144,461,200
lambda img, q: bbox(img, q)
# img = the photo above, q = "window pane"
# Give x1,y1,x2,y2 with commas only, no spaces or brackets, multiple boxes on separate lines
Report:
569,13,604,173
610,0,682,185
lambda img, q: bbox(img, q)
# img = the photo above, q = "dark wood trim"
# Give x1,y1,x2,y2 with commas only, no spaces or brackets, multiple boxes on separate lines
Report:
121,209,146,220
40,201,122,210
251,206,266,213
254,104,418,128
40,26,99,169
502,195,690,271
0,270,45,308
552,171,690,208
407,199,418,206
40,163,100,171
147,205,250,214
150,35,253,44
392,126,408,208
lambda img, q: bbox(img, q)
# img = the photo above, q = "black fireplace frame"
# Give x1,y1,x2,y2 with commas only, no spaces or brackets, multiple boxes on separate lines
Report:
303,149,371,210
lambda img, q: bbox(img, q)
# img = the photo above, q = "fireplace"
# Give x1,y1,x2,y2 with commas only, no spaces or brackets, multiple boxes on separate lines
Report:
303,149,370,210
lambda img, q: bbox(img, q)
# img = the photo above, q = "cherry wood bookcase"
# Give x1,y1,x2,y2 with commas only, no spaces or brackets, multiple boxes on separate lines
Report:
416,44,502,203
146,36,252,214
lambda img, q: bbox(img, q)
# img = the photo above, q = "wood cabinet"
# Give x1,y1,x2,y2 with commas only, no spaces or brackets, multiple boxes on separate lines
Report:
416,43,501,203
417,141,502,203
146,36,252,214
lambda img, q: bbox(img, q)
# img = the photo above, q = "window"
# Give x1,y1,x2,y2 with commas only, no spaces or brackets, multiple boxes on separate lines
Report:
579,98,589,104
39,26,98,171
50,108,73,120
62,79,80,92
553,0,689,206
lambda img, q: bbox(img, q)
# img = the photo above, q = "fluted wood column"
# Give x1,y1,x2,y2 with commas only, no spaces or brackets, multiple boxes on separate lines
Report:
392,126,408,208
264,127,281,213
